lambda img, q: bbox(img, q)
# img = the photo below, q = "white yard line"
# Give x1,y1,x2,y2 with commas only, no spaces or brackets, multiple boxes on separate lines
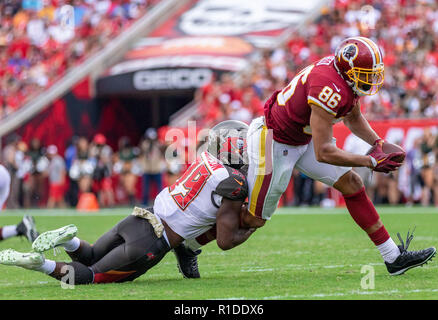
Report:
216,288,438,300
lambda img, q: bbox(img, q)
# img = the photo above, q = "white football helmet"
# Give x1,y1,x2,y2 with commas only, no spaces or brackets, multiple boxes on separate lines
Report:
207,120,249,169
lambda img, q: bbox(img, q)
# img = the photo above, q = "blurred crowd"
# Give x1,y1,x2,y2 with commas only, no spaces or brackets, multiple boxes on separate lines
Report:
2,125,437,209
193,0,438,126
0,129,183,209
0,0,155,118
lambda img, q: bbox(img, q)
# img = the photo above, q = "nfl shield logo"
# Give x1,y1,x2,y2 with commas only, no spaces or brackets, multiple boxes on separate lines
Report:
283,150,288,156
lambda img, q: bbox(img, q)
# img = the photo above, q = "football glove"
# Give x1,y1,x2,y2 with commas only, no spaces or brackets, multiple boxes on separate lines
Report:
368,139,404,173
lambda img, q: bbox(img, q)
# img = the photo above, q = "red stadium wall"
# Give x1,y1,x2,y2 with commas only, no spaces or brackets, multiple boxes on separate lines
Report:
333,119,438,149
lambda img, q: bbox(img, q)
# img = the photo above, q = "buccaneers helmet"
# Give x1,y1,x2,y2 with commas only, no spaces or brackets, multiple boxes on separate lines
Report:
334,36,384,96
207,120,249,169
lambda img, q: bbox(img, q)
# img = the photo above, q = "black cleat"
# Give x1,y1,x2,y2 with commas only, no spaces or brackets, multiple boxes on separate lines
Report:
16,215,39,243
173,243,201,279
385,228,436,276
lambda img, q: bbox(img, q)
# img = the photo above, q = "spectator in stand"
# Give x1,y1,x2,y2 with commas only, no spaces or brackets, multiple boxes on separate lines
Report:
419,128,438,206
113,136,140,205
2,134,22,209
405,137,423,205
45,144,66,208
163,143,185,189
139,128,165,206
22,138,48,208
69,136,94,201
228,100,252,124
89,133,114,207
64,135,79,206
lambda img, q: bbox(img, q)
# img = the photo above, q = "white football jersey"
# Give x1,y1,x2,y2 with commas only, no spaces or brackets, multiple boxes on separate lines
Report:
154,151,248,240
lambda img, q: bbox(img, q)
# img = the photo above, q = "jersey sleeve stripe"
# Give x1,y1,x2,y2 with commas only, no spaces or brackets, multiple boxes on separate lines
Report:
201,152,212,171
308,96,337,116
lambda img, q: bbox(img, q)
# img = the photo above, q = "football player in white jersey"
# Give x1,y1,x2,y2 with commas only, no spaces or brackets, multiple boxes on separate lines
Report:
0,121,263,285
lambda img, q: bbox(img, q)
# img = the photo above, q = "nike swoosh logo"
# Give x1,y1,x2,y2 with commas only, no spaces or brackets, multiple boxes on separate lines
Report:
234,178,243,186
58,230,66,236
333,83,341,92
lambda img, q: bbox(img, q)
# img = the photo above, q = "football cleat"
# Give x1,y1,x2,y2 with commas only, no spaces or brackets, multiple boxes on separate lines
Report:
385,228,436,276
16,215,39,243
173,243,201,279
32,224,78,253
0,249,44,270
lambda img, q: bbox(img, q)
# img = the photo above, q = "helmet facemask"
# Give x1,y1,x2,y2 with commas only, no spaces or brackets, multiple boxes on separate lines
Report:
346,64,384,96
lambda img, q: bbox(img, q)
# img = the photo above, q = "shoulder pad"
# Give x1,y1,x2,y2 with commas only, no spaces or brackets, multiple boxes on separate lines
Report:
215,166,248,201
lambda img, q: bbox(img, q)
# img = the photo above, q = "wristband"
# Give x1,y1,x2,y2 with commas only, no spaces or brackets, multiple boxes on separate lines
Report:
374,138,384,146
369,155,377,168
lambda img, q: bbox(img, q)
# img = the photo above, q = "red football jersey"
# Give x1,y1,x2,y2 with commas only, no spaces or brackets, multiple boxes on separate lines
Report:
264,56,360,146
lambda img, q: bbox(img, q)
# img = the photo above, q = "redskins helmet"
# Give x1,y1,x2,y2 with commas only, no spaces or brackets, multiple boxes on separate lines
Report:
334,37,384,96
207,120,248,169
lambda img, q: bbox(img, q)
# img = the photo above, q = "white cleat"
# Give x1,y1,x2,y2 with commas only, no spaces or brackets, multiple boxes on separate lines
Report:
32,224,78,253
0,249,44,270
21,214,39,243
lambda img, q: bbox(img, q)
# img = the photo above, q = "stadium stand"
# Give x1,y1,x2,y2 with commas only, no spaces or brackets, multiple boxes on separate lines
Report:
0,0,157,119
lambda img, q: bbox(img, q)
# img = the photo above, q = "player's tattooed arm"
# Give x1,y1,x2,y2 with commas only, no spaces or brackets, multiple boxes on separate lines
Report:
216,198,256,251
309,103,374,168
343,102,381,146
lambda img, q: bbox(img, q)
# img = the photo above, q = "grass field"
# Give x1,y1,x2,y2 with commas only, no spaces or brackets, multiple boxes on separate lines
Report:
0,206,437,300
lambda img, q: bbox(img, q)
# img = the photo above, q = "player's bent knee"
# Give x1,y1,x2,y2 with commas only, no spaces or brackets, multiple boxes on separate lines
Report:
333,170,364,195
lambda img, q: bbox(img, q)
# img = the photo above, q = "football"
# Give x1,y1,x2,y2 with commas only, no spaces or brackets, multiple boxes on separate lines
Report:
367,141,406,163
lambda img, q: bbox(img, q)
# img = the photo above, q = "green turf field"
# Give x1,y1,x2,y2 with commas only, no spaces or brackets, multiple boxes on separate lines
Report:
0,206,437,300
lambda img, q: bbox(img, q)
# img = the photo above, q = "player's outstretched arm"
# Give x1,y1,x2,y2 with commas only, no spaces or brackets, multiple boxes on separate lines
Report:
216,198,256,251
309,103,373,168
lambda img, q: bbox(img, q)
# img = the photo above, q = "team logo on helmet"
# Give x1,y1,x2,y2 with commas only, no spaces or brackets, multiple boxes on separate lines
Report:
341,44,358,62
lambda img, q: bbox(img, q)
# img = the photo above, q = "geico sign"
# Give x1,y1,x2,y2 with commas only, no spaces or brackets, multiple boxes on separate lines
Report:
133,69,213,90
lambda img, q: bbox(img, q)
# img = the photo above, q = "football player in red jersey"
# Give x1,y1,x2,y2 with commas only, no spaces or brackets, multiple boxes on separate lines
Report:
244,36,435,275
183,37,435,276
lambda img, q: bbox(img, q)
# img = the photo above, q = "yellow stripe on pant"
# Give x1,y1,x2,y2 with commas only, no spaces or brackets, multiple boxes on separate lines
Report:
249,125,268,215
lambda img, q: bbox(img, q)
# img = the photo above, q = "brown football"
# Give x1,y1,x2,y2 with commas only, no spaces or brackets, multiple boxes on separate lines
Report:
366,142,406,163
